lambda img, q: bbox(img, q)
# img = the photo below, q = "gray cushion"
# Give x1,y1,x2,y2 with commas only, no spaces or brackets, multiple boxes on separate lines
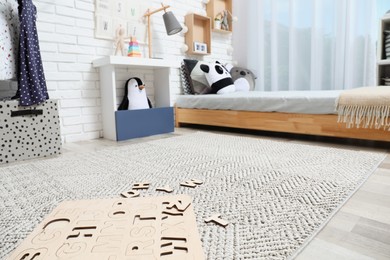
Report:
180,63,194,95
183,59,212,94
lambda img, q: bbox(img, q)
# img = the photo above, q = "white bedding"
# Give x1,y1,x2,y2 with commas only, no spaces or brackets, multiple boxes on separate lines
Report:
175,90,342,114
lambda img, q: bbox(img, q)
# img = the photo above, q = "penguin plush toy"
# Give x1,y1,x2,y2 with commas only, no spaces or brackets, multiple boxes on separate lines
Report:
118,77,152,110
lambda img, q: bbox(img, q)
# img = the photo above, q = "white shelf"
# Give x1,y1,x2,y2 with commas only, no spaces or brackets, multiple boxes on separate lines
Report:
92,56,180,69
378,59,390,65
377,16,390,85
92,56,179,141
192,51,209,55
212,28,232,34
382,14,390,21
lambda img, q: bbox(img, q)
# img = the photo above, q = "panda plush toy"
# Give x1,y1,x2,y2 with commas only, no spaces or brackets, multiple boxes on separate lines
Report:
118,77,152,110
200,61,235,94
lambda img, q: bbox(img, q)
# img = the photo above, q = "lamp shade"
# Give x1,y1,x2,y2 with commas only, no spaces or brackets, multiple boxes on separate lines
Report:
163,11,182,35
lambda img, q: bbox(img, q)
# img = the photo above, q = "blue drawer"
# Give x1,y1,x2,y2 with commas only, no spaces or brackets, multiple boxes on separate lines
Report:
115,107,174,141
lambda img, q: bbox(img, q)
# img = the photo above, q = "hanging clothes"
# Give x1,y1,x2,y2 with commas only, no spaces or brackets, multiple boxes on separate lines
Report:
0,0,19,80
16,0,48,106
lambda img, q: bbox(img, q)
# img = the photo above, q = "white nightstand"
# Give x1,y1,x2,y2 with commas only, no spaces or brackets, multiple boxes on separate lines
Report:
93,56,180,141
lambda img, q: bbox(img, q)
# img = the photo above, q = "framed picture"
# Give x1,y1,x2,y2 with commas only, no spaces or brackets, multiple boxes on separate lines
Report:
193,42,208,54
127,3,140,20
112,0,127,19
95,0,147,40
96,0,111,15
95,15,113,39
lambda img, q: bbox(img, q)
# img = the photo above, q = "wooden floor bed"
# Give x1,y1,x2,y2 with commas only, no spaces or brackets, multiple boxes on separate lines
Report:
175,107,390,142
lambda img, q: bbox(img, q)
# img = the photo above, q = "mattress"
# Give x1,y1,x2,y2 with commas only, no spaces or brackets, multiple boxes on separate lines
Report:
175,90,342,114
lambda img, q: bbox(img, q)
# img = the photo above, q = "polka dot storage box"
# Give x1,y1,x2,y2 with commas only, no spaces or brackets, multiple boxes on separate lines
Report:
0,99,61,164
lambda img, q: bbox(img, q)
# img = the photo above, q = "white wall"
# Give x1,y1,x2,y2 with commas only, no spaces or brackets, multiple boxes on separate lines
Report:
22,0,234,143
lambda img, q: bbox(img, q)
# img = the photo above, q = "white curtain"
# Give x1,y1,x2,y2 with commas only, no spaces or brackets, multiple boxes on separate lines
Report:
246,0,378,91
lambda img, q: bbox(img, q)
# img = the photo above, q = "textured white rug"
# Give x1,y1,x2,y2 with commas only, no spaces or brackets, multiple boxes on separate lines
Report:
0,132,386,259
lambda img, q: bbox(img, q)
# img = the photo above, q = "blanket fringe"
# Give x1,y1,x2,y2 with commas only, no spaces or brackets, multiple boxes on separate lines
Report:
336,104,390,131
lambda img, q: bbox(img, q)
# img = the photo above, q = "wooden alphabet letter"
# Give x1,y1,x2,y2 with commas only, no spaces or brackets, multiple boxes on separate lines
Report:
180,179,203,188
121,190,140,198
156,186,173,193
132,182,150,190
204,214,229,227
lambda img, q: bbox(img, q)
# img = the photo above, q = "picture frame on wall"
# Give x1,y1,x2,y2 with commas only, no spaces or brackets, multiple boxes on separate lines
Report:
127,2,140,20
96,0,111,15
193,42,208,54
95,0,147,41
112,0,127,19
95,15,113,39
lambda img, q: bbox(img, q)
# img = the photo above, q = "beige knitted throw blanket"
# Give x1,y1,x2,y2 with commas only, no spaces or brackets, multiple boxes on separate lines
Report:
336,86,390,130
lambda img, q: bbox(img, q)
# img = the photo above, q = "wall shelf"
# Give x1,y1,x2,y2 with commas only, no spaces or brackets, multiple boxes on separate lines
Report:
377,15,390,85
92,56,179,141
185,13,211,55
212,28,232,34
378,59,390,66
207,0,233,33
92,56,180,69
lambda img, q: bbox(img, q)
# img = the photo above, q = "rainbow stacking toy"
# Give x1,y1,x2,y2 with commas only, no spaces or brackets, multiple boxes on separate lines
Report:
127,36,142,57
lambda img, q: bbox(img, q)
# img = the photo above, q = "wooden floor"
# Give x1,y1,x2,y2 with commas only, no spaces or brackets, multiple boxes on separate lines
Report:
59,127,390,259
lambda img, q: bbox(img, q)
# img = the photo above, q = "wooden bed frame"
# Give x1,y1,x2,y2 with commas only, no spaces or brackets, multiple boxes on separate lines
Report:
175,107,390,142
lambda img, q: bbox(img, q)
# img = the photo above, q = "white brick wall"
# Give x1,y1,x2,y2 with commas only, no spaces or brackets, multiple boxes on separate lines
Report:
3,0,234,143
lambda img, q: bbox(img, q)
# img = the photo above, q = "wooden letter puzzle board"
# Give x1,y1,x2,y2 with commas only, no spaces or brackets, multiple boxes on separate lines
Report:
8,195,204,260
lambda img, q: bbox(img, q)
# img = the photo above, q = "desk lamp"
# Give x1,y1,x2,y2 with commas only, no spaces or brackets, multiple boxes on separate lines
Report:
144,3,182,58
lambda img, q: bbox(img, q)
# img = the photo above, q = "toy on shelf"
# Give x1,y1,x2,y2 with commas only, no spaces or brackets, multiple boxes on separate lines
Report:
215,10,229,31
127,36,142,57
221,10,229,31
214,9,238,31
127,27,142,57
214,17,222,30
114,24,127,56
